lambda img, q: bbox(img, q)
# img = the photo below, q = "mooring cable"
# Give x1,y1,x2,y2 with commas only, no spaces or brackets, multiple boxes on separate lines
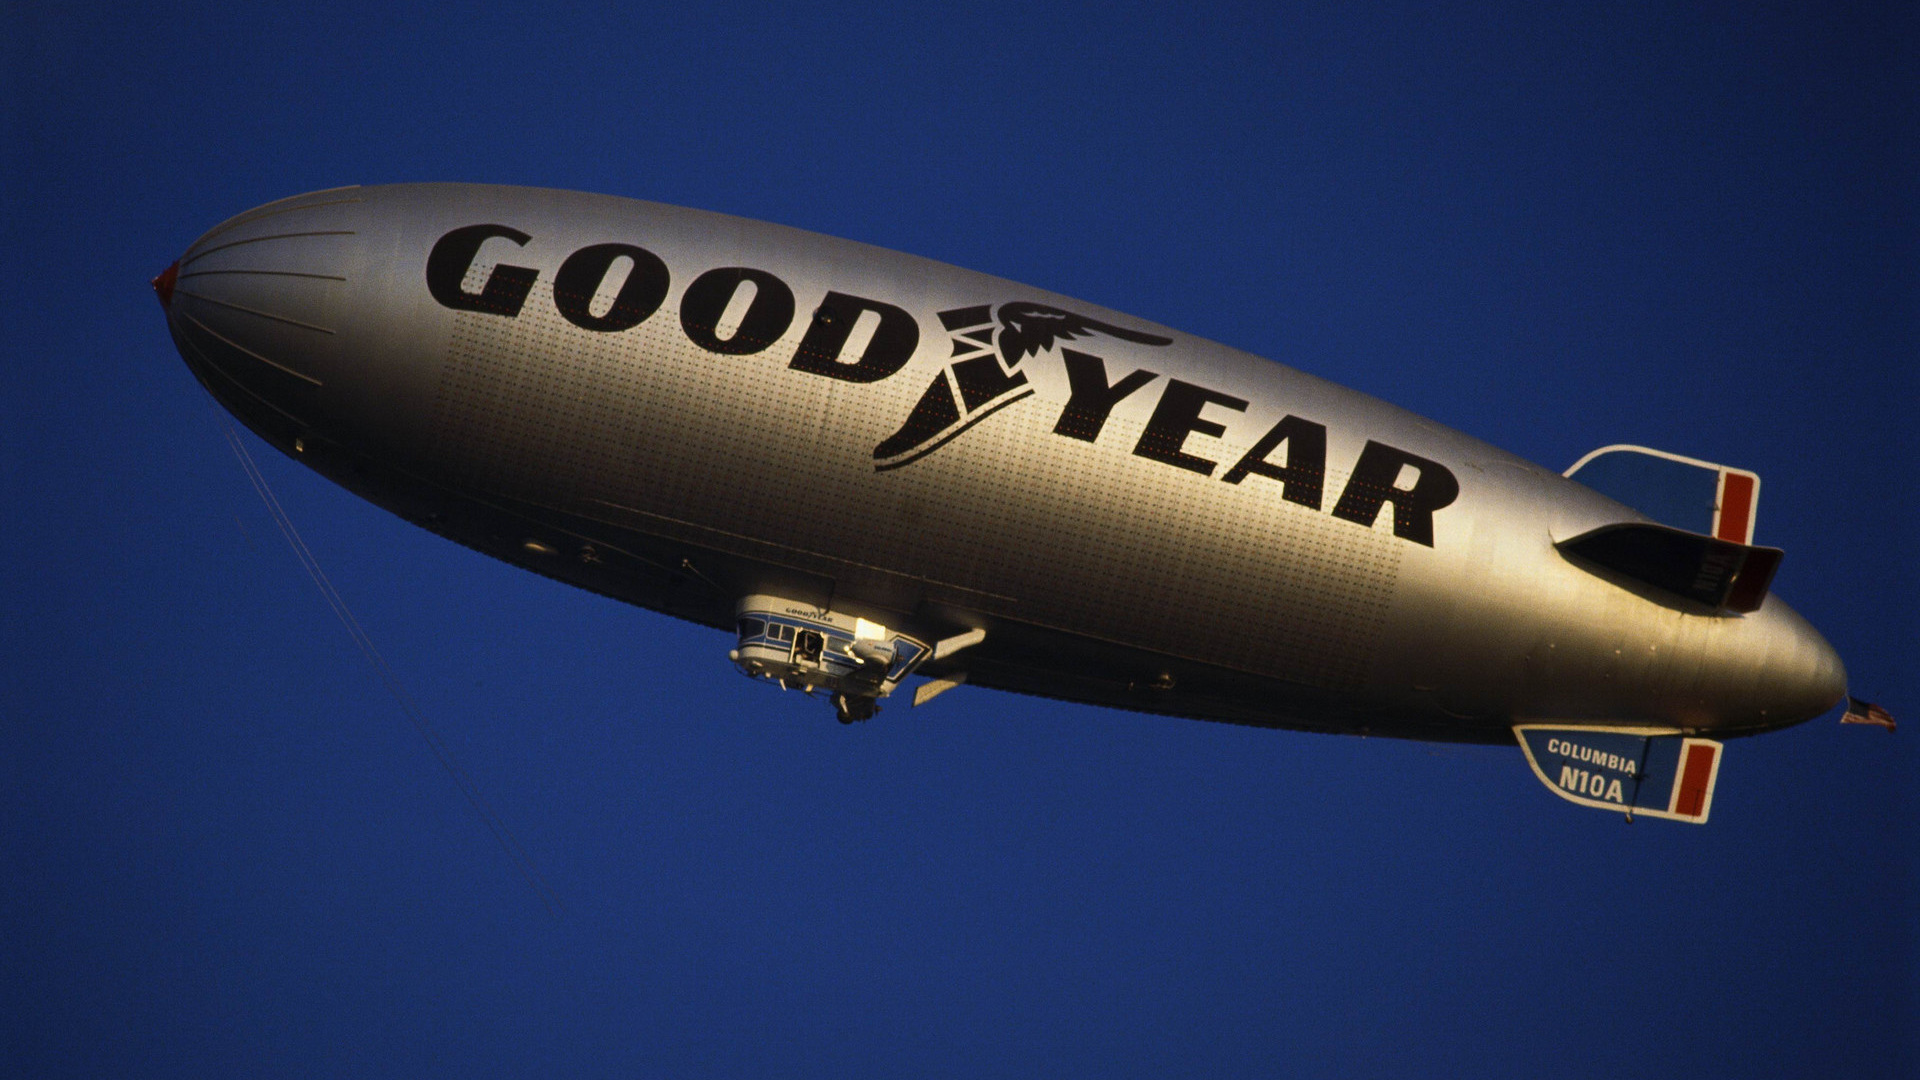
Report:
212,410,560,916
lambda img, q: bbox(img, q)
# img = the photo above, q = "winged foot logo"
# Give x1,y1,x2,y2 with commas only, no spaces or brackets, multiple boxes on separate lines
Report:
872,303,1174,470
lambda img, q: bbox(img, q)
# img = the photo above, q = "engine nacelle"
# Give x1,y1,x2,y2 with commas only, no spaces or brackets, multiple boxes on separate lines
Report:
728,595,931,722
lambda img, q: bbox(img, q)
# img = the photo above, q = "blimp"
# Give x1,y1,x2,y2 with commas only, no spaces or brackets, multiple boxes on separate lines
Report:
154,183,1859,823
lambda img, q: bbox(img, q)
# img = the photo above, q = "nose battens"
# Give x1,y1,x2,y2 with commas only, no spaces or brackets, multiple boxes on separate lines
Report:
151,261,177,307
161,189,361,445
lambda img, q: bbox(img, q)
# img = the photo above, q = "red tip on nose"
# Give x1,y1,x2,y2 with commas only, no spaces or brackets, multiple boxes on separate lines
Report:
151,261,178,308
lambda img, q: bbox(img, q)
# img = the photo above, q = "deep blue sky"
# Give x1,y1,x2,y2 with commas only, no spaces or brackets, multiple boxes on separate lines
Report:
5,3,1913,1076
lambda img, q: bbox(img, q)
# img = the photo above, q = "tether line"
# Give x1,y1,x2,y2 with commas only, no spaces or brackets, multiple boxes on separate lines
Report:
213,409,560,916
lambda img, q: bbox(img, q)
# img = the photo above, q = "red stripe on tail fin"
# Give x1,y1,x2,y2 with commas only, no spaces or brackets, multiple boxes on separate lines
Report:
1715,470,1758,544
1672,742,1718,819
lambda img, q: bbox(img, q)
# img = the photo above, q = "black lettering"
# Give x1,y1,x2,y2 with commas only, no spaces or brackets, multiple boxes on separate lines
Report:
679,267,796,355
552,243,670,332
425,224,537,316
1132,380,1248,476
789,292,920,383
1329,441,1460,547
1053,350,1157,442
1220,415,1327,509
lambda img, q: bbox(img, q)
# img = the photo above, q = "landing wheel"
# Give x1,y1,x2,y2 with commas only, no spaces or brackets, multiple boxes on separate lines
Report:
834,693,877,724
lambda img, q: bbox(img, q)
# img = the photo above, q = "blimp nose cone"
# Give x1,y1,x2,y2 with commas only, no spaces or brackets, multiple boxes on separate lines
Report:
151,261,177,307
159,187,364,447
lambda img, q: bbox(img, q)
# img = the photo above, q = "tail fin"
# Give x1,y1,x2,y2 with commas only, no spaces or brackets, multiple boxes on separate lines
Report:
1557,521,1782,613
1566,445,1760,544
1515,726,1723,823
1563,445,1778,613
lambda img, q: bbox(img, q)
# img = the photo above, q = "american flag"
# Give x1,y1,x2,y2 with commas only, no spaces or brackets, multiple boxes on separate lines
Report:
1841,697,1897,731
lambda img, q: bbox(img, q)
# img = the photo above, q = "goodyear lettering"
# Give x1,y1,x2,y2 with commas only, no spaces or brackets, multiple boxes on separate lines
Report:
1054,351,1157,442
552,243,670,332
1330,441,1459,548
1222,415,1326,509
1133,380,1249,476
679,267,795,355
424,225,1462,548
790,292,920,383
425,225,538,316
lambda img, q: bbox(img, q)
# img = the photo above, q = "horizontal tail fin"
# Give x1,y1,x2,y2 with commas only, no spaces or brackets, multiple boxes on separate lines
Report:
1557,521,1783,613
